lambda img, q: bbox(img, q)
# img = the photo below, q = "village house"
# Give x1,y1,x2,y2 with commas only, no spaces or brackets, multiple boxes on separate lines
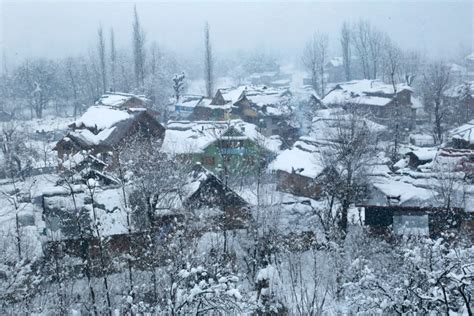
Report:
231,85,298,143
268,138,327,199
361,176,471,238
443,81,474,125
170,94,205,119
154,165,251,231
41,164,252,266
270,108,387,199
161,119,281,176
96,92,151,109
246,71,291,86
325,57,345,83
190,89,233,121
447,119,474,150
54,105,165,170
322,79,421,128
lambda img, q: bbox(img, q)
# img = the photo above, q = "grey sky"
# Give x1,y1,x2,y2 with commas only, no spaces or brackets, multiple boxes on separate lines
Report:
1,0,472,65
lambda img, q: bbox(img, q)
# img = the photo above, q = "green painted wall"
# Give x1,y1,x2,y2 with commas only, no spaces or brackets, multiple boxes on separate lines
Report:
185,139,274,175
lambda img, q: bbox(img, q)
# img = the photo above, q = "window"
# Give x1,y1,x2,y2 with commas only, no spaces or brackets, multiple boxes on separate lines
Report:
245,155,255,165
201,155,215,165
393,214,429,236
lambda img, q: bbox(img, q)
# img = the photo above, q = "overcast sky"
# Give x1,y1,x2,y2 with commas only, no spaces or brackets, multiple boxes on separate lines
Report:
1,0,472,66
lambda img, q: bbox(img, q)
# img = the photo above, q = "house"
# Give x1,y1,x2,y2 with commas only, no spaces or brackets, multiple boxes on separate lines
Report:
154,165,251,230
54,105,165,169
325,57,345,83
96,92,151,109
270,108,387,199
161,120,281,175
190,90,233,121
171,94,205,119
409,133,436,147
231,85,298,142
322,79,419,128
268,138,326,199
246,71,291,86
443,81,474,125
361,177,467,237
447,119,474,149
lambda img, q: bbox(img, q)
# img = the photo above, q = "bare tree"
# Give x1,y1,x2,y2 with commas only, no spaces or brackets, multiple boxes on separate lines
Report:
63,58,82,118
422,62,451,144
400,50,422,86
320,110,377,235
302,32,328,96
340,22,352,81
368,29,384,79
97,25,107,93
204,22,214,98
172,72,186,102
110,28,117,91
352,21,371,79
84,178,112,316
383,40,403,161
352,20,385,80
13,59,58,118
132,6,146,89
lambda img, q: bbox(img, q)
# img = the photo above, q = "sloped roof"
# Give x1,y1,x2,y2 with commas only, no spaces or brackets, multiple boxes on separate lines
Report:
309,108,387,144
174,94,205,108
449,119,474,144
155,165,248,213
368,176,435,207
161,119,282,155
322,79,413,107
57,106,163,151
96,92,149,107
444,81,474,99
268,139,325,178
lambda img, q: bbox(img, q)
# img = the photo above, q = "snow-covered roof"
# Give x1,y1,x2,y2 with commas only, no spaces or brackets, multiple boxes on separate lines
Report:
174,95,205,108
368,176,435,207
449,119,474,144
60,106,160,150
309,108,387,143
96,92,149,107
322,79,413,107
268,139,324,178
444,81,474,99
155,166,248,214
161,120,281,155
407,147,438,161
248,71,279,79
326,56,343,67
231,85,292,117
72,106,131,131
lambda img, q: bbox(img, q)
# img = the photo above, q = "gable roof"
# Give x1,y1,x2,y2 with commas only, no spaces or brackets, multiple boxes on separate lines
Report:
96,92,150,108
210,89,228,105
161,119,282,155
155,165,248,213
322,79,413,107
449,119,474,145
56,106,164,151
268,138,325,179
